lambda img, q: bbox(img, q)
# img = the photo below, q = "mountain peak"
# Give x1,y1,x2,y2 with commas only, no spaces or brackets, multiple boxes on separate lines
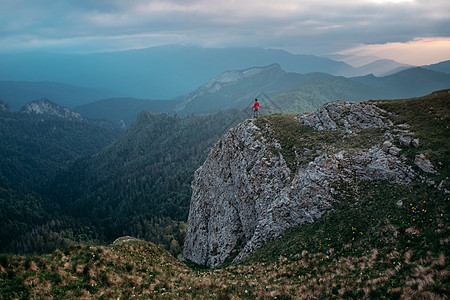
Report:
176,64,286,113
0,100,12,113
135,109,155,124
203,63,283,90
20,98,83,120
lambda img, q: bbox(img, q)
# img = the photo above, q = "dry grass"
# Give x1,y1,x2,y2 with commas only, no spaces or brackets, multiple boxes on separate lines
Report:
2,233,448,299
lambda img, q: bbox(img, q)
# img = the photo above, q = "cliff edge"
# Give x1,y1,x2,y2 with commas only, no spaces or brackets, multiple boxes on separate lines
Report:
184,96,444,268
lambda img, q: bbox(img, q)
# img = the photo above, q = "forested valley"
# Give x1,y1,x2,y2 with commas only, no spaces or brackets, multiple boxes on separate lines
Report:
0,107,246,258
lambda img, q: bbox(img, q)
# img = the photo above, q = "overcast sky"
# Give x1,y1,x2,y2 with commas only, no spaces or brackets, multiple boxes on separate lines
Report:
1,0,449,65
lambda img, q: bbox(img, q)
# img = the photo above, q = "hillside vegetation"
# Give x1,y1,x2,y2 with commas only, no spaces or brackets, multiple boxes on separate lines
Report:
1,91,448,299
0,109,124,256
0,102,247,258
44,110,245,257
74,97,181,128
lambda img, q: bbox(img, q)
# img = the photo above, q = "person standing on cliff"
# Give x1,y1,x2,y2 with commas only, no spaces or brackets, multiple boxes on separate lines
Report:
252,98,260,118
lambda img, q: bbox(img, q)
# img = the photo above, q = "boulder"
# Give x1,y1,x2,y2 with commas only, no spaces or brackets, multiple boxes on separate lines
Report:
399,135,412,147
414,153,438,174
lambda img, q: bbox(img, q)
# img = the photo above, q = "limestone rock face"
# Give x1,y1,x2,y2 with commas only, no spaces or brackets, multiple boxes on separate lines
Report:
184,101,417,268
184,120,291,268
296,101,391,133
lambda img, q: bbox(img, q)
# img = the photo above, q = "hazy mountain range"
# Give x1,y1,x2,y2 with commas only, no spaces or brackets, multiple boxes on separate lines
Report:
77,64,450,125
0,46,351,99
324,54,412,76
2,45,449,103
0,81,123,112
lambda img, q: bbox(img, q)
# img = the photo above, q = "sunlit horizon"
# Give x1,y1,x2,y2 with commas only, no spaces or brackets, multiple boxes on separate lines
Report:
337,37,450,66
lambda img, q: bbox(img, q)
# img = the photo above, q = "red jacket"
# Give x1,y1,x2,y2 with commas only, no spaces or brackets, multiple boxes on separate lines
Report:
253,100,260,110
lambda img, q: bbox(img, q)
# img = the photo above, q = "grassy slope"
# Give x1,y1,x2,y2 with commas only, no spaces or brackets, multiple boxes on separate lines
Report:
0,91,448,299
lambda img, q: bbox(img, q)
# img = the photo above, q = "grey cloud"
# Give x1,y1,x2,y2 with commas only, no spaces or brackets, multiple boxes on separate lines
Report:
0,0,449,55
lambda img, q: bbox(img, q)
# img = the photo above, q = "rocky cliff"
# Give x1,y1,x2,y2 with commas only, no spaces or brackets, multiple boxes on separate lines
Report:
184,98,443,268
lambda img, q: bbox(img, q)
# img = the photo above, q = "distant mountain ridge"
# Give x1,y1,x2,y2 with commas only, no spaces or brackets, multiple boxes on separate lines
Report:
353,59,411,77
2,61,450,127
174,64,450,116
423,60,450,74
351,67,450,99
323,54,412,75
74,97,181,128
176,64,293,114
0,80,122,111
187,63,281,98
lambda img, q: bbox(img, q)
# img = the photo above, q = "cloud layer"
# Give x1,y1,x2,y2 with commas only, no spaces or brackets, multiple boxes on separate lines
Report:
1,0,449,64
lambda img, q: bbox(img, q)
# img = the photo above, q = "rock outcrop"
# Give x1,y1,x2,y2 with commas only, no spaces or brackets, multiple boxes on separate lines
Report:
414,153,438,174
296,100,390,133
20,98,83,120
184,100,432,268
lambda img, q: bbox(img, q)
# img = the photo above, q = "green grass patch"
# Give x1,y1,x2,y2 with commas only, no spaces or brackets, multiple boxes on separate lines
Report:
375,91,450,179
255,113,344,173
241,179,449,295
